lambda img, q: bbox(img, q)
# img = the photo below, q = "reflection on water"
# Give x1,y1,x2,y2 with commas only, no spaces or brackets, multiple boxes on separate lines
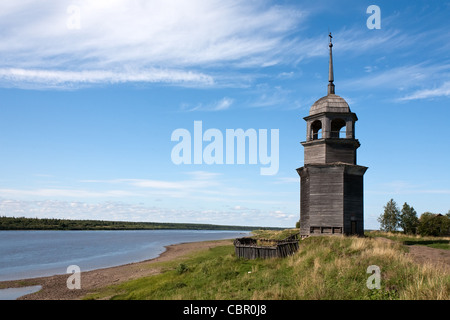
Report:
0,285,42,300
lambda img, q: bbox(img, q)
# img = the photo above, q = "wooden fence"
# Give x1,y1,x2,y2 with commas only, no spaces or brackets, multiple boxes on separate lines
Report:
233,234,299,259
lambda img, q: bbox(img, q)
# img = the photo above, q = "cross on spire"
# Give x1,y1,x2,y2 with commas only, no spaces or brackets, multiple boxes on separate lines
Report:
328,32,335,95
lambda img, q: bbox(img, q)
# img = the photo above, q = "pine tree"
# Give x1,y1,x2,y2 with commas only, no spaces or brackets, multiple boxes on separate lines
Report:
377,199,400,232
399,202,418,234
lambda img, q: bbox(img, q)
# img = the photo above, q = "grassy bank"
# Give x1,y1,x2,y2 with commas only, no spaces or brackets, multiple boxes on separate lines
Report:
85,234,449,300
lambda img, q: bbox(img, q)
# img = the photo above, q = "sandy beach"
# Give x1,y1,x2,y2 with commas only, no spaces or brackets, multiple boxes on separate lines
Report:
0,239,233,300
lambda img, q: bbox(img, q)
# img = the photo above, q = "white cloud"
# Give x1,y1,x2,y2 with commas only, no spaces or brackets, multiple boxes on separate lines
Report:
277,71,294,79
184,171,223,180
0,67,214,89
81,171,222,191
232,205,248,211
341,63,450,97
0,198,292,227
367,180,450,196
0,0,305,88
269,210,294,220
213,97,234,111
398,81,450,101
274,177,299,184
182,97,234,112
249,84,292,108
0,188,138,199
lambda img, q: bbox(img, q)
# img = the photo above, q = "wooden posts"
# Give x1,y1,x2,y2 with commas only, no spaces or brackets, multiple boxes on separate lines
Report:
233,234,299,259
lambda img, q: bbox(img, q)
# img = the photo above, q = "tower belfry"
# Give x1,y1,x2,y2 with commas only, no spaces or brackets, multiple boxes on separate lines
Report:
297,33,368,237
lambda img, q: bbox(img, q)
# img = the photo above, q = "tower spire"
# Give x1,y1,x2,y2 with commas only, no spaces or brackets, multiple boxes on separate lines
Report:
328,32,335,95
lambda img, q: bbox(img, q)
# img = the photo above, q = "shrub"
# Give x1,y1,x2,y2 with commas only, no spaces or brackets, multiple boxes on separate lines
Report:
417,213,450,236
176,263,189,274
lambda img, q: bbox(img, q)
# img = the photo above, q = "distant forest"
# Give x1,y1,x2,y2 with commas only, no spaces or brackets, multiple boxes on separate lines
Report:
0,216,276,231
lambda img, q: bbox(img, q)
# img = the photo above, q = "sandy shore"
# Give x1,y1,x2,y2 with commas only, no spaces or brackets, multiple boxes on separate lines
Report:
0,239,233,300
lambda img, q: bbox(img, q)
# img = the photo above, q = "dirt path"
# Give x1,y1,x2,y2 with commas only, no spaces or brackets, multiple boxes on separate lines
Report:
377,237,450,271
406,245,450,270
0,239,232,300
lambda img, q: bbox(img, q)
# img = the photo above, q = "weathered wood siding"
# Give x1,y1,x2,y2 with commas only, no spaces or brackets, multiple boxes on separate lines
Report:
299,168,310,237
308,165,344,230
234,235,299,259
297,163,367,237
302,139,359,165
303,143,326,164
325,142,356,165
343,171,365,235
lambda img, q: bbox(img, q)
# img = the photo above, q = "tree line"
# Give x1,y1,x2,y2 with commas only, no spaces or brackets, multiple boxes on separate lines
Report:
377,199,450,236
0,216,272,231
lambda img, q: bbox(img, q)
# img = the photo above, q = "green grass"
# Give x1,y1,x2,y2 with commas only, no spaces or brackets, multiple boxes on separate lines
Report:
367,231,450,250
250,228,299,240
85,234,449,300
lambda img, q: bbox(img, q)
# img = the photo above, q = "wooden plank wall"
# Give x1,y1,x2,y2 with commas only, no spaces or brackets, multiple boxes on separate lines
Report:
234,235,299,259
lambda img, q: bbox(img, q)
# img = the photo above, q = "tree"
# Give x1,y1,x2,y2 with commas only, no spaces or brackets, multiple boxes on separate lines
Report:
417,212,450,236
377,199,400,232
399,202,419,234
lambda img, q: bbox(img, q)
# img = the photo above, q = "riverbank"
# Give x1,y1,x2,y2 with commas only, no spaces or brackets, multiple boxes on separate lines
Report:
0,239,232,300
86,235,449,300
2,233,448,300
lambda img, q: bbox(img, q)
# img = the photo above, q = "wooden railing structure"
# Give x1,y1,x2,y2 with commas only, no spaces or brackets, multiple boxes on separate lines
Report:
233,233,299,259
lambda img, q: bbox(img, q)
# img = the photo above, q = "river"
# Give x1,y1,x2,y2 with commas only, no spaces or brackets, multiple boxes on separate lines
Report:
0,229,250,282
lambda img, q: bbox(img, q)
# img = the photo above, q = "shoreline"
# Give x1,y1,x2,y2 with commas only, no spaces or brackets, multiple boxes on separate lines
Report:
0,238,234,300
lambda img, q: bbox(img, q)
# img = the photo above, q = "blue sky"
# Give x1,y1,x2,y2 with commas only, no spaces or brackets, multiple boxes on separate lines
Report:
0,0,449,228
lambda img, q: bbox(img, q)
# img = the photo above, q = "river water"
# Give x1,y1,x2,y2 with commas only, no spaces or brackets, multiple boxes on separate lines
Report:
0,229,250,282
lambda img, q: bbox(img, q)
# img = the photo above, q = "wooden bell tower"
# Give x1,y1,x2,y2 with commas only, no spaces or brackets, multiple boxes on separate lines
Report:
297,34,368,238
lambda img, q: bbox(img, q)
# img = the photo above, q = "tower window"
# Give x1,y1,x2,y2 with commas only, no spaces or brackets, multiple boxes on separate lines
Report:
331,118,346,138
311,120,322,140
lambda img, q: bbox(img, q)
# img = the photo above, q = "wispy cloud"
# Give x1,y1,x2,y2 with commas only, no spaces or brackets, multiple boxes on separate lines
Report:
182,97,234,112
398,81,450,101
0,171,223,200
367,180,450,196
341,62,450,99
248,84,293,108
274,177,299,184
0,198,293,226
0,169,296,211
212,97,234,111
82,175,220,191
0,68,214,89
0,0,306,89
269,209,295,220
0,188,138,199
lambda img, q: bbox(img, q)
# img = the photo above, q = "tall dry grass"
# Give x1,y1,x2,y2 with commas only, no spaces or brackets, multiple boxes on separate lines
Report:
252,235,449,300
87,233,449,300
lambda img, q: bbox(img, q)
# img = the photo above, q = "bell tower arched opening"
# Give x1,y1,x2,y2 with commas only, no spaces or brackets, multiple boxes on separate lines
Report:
331,118,346,138
311,120,322,140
